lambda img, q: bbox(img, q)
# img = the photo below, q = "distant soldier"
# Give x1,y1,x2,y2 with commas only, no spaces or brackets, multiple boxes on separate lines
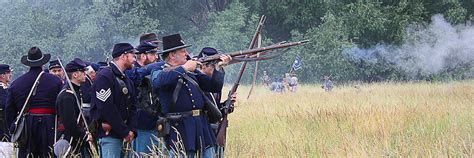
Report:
322,75,333,92
282,73,290,92
6,47,63,157
0,64,12,140
55,58,93,157
49,60,65,82
90,43,138,157
151,34,230,157
270,78,285,93
261,71,270,87
289,74,298,92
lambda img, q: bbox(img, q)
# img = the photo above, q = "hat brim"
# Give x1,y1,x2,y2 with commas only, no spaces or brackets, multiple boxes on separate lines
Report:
161,45,192,54
21,54,51,67
49,65,61,70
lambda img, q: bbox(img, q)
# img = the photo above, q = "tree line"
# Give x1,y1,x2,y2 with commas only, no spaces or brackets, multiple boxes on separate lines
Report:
0,0,473,83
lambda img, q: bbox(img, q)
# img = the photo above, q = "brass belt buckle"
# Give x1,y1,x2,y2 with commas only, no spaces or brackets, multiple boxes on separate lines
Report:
192,110,200,116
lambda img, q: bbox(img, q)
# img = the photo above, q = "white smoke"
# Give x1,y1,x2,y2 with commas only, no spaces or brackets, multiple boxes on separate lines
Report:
344,14,474,78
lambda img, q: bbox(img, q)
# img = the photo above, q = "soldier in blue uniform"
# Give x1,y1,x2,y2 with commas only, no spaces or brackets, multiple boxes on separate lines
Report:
196,47,236,158
125,40,164,155
55,58,93,157
5,47,63,157
0,64,12,140
90,43,138,157
151,34,231,157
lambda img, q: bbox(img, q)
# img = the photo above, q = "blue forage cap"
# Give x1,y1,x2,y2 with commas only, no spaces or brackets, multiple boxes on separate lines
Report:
196,47,218,58
112,43,136,58
65,58,87,73
136,41,159,54
0,64,11,74
90,63,100,71
49,60,61,70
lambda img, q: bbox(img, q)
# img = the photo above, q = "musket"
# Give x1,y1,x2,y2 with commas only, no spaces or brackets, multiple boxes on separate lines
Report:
197,40,309,64
216,15,265,147
57,58,99,157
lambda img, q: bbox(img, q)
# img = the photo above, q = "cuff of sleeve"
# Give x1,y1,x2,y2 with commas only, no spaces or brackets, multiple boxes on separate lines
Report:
175,66,187,74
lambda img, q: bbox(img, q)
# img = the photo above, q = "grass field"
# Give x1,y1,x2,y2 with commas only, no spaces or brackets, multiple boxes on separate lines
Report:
224,80,473,157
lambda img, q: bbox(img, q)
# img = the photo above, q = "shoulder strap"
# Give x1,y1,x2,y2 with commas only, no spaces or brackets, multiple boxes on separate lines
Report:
14,71,44,123
170,78,184,112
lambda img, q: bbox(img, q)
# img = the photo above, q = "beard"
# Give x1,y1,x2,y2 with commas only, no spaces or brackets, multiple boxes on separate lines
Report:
124,61,134,69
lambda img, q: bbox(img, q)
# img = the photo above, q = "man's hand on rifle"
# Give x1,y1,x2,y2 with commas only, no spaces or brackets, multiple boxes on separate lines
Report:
230,92,237,104
86,132,93,142
217,55,232,68
183,60,202,72
123,131,135,142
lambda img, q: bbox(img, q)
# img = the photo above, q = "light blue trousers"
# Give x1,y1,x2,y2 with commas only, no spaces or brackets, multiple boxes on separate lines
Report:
98,137,123,158
131,129,161,155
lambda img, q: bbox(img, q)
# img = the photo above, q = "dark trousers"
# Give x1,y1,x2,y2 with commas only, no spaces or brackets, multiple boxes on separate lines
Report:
17,115,55,158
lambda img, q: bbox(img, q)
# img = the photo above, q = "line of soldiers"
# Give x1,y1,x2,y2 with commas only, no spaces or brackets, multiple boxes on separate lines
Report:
268,73,298,93
0,33,235,157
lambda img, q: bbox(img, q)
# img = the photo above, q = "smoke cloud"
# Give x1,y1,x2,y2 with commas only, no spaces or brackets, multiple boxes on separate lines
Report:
344,14,474,78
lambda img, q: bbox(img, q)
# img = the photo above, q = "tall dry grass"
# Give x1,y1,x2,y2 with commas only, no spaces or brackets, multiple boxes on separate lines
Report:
224,80,473,157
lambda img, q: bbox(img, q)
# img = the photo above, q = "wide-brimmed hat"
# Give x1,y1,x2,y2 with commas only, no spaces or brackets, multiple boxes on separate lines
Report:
161,34,191,54
21,47,51,67
139,33,161,44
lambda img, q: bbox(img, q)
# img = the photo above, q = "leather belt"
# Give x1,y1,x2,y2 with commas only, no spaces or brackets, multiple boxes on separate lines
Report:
166,109,204,118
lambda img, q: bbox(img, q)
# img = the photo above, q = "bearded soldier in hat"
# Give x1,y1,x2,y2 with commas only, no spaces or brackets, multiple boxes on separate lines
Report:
125,41,164,155
90,43,137,157
5,47,63,157
0,64,12,140
126,41,160,86
151,34,231,157
55,58,94,157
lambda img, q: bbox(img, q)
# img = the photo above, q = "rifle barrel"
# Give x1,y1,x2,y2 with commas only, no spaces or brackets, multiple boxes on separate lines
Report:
198,40,309,63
